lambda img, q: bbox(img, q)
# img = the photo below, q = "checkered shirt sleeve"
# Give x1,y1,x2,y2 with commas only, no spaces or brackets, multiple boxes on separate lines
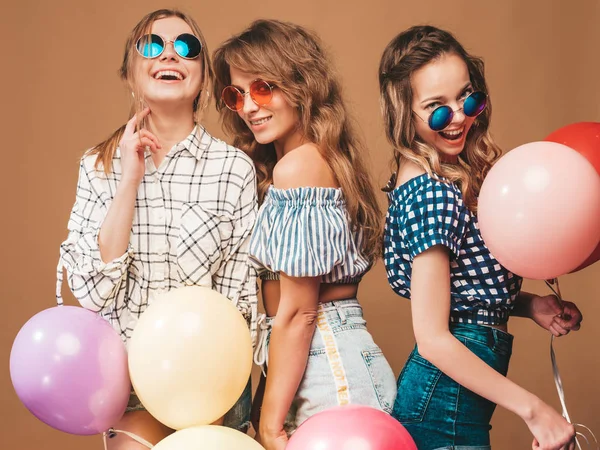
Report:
403,180,469,259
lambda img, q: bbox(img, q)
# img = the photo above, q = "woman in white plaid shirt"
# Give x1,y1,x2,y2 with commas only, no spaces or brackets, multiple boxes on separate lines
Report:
58,9,257,449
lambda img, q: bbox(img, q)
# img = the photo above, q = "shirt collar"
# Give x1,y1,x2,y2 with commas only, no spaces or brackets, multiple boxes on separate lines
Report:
181,125,212,161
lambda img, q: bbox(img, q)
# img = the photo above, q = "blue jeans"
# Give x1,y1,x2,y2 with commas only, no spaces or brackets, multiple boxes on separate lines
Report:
223,379,252,432
392,323,513,450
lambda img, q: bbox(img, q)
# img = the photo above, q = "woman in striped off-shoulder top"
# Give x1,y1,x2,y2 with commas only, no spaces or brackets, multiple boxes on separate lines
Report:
213,19,397,450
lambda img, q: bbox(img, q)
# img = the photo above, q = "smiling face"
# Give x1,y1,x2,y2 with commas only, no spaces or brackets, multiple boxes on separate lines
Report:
130,16,203,109
410,52,477,162
228,66,303,153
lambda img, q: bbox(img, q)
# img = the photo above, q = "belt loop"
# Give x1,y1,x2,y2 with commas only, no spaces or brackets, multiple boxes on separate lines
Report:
491,328,499,350
334,301,348,324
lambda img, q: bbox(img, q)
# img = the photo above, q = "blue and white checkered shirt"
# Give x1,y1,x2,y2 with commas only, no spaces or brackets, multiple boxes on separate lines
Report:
383,173,522,325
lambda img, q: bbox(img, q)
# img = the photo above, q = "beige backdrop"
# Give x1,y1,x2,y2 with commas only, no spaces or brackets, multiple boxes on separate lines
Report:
2,1,599,449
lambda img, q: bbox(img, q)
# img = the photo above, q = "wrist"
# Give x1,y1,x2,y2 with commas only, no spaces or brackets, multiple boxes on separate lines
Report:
259,422,284,438
258,410,284,437
515,292,536,318
515,391,542,422
119,176,142,190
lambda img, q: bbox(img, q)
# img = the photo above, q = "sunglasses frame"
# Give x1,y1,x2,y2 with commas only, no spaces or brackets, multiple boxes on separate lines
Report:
135,33,202,60
414,91,488,132
221,79,276,112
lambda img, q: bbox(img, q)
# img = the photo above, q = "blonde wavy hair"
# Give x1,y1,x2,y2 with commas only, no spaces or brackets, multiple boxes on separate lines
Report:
379,25,502,212
213,19,383,261
89,9,213,173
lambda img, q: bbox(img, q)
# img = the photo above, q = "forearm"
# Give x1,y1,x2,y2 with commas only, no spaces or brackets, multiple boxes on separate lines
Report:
510,291,536,318
99,180,138,262
260,312,316,434
419,332,538,420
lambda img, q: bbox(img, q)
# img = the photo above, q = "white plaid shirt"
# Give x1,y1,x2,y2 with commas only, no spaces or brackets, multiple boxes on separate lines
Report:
57,126,259,346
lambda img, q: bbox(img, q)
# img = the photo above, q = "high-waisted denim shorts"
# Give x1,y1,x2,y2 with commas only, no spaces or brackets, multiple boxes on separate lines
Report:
256,298,397,434
392,322,513,450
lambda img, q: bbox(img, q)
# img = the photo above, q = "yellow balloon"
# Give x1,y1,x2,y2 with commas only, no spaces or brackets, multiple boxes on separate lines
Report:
153,426,265,450
128,286,253,429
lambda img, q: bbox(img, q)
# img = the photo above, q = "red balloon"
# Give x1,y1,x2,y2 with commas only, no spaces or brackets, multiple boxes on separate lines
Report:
545,122,600,272
545,122,600,174
286,405,417,450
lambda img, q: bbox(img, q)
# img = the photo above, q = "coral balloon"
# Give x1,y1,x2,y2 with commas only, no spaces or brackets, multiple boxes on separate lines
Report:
287,405,417,450
128,286,253,429
10,306,129,435
478,141,600,279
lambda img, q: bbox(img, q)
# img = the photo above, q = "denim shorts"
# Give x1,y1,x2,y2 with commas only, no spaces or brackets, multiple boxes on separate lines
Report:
260,298,397,434
392,323,513,450
125,378,252,432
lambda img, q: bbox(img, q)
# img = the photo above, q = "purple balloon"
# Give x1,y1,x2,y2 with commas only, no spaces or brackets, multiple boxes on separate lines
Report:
10,306,130,435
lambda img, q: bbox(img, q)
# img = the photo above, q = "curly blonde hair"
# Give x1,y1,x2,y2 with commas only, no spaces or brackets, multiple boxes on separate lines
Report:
213,19,383,261
379,25,502,212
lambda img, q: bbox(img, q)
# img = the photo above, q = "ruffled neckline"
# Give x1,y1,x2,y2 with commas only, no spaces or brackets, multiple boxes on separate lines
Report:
265,185,345,206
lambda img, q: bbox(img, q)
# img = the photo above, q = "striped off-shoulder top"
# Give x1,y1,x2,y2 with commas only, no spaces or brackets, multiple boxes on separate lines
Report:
248,186,370,284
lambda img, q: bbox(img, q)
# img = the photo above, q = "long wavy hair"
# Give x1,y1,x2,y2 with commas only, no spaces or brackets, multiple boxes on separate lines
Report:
379,25,502,212
89,9,213,173
213,19,382,261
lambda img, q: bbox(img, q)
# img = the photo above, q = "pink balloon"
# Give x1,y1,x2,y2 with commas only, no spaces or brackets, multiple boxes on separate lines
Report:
478,141,600,279
287,405,417,450
10,306,130,435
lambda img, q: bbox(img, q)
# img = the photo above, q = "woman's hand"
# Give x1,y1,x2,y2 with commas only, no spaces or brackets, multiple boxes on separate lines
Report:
529,295,582,337
258,428,288,450
525,397,576,450
119,107,161,186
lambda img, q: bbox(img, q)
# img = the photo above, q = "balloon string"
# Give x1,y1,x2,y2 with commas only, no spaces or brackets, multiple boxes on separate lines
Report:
103,428,154,449
545,278,598,449
574,424,599,450
545,278,564,308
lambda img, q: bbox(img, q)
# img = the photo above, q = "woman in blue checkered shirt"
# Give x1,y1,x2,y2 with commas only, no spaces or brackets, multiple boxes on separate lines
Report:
379,26,582,450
